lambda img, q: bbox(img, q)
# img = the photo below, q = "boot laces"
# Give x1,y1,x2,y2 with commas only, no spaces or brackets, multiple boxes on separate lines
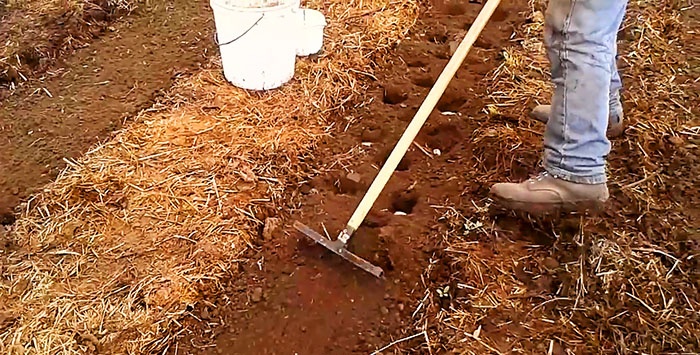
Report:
528,171,550,183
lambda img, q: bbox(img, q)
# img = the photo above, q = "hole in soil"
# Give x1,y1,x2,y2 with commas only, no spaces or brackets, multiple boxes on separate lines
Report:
378,148,411,171
0,210,16,225
382,84,409,105
436,87,467,112
426,123,463,152
375,249,395,271
390,190,419,214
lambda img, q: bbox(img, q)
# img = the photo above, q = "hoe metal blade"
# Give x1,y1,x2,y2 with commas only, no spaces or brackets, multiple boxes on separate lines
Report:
293,221,384,278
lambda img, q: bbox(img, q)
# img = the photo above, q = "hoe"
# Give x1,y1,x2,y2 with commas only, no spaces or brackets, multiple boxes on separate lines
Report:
294,0,502,278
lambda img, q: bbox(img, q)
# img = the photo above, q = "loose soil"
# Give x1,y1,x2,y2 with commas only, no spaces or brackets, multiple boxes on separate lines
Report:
0,0,215,221
176,1,528,354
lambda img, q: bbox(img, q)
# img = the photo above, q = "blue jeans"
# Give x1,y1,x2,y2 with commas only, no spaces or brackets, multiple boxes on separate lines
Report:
543,0,628,184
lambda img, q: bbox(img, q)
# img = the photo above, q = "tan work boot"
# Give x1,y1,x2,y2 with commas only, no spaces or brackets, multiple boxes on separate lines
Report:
530,105,625,138
489,172,609,215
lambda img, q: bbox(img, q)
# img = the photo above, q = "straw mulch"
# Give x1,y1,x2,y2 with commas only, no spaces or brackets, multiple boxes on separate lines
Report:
414,0,698,353
0,0,419,353
0,0,137,85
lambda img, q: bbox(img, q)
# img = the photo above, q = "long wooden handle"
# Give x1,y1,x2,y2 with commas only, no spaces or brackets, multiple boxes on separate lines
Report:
343,0,502,235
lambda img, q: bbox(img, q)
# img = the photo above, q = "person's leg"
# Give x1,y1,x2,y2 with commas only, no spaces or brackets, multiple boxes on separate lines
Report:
490,0,628,214
607,40,625,136
529,2,627,138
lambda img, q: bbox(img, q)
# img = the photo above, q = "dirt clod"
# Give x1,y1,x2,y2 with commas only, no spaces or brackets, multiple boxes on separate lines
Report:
0,312,18,333
405,57,428,68
380,306,389,315
2,67,19,84
361,127,383,142
363,211,391,228
412,73,436,88
262,217,281,240
84,8,109,22
669,136,684,146
446,1,467,16
79,332,100,351
543,257,560,270
299,183,312,194
427,27,449,44
383,85,409,105
201,308,211,320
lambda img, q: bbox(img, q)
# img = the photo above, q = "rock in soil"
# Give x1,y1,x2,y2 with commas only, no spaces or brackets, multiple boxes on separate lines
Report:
337,172,363,194
251,287,264,303
346,172,362,184
383,85,409,105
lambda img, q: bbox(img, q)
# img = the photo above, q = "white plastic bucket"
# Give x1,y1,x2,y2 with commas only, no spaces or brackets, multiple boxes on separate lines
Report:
297,9,327,56
210,0,300,90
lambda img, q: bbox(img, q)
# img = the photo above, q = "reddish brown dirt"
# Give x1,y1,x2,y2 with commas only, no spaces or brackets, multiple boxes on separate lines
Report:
0,0,128,84
0,0,215,222
175,1,527,354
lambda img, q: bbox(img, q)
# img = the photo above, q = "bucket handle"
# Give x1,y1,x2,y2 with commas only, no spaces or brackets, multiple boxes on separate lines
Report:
215,13,265,47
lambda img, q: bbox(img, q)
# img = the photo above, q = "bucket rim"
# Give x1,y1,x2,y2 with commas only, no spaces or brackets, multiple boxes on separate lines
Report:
301,8,327,25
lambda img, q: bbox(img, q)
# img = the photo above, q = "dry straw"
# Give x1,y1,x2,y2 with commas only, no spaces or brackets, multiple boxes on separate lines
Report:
0,0,420,353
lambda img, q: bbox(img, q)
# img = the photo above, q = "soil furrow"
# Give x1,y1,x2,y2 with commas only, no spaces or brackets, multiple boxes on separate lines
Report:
0,0,215,220
174,1,524,353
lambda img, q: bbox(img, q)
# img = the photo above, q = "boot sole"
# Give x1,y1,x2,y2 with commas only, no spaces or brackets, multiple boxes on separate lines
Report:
491,196,606,217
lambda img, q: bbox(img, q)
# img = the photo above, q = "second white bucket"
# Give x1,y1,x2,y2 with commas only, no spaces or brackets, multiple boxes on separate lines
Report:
297,9,327,56
210,0,300,90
